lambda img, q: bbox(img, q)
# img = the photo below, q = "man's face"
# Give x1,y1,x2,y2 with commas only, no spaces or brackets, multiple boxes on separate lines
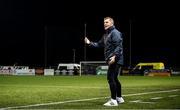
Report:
104,18,113,30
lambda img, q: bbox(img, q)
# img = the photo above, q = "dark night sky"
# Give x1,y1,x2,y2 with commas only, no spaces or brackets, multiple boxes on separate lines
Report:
0,0,179,68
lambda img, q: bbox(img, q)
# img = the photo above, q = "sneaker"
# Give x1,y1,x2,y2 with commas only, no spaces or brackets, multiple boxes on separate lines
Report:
103,99,118,106
116,97,125,104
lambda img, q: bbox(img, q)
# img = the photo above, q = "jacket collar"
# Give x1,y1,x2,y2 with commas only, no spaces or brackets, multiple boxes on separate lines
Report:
105,25,115,34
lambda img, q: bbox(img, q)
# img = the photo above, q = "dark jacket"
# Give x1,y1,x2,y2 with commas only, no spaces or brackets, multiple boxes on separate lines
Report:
90,26,123,65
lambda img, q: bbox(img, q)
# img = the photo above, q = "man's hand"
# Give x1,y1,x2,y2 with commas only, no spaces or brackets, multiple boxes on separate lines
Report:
84,37,90,44
108,56,116,65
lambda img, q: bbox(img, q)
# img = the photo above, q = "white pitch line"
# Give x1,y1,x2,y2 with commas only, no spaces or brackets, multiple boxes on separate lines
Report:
138,101,155,104
150,97,163,100
0,97,106,110
130,100,154,104
123,89,179,97
168,95,179,97
0,89,179,110
129,100,141,103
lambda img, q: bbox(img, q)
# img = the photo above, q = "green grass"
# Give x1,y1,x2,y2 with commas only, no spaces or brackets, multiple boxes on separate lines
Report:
0,75,180,109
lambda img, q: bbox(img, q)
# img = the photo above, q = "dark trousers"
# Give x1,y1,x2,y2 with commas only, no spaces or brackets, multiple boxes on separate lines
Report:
107,63,122,99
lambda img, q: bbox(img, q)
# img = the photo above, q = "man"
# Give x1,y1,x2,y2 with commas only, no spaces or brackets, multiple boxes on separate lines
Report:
84,17,124,106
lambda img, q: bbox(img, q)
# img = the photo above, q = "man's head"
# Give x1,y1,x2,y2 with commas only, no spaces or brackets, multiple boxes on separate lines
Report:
104,17,114,30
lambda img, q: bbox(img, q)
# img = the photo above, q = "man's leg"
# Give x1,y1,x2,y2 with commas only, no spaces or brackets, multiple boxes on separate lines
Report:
114,64,125,103
104,63,118,106
114,64,121,97
107,63,117,99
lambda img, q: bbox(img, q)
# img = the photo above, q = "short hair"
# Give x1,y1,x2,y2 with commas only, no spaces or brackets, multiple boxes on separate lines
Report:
104,17,114,25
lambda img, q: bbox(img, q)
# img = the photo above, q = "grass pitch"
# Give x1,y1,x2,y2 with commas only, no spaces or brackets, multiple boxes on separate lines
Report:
0,75,180,109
